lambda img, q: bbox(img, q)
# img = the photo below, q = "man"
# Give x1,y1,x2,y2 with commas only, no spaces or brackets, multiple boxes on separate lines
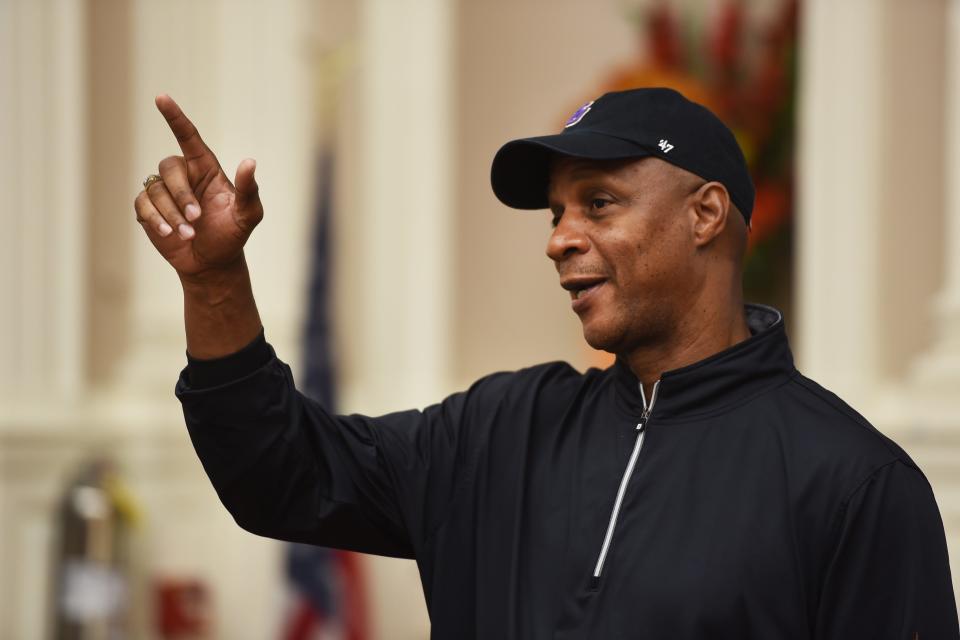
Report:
135,88,959,638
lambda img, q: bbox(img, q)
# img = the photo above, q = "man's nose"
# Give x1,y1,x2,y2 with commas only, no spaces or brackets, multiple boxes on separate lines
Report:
545,214,590,262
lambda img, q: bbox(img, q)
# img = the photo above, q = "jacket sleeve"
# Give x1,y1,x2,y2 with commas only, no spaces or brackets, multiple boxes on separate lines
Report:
175,331,502,560
814,459,960,639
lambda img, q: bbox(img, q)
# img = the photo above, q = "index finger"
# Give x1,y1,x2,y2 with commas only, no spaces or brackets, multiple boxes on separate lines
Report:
155,94,220,172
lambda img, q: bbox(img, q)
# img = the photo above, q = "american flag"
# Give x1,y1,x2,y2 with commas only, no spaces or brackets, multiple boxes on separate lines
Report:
282,151,368,640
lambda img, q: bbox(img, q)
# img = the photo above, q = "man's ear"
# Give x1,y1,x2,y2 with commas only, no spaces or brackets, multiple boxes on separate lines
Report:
691,181,731,248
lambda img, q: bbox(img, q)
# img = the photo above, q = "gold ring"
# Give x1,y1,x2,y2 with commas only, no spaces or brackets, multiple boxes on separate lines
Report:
143,174,162,190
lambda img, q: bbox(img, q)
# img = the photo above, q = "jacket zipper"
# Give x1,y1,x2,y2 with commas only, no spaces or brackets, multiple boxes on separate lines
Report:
591,379,661,586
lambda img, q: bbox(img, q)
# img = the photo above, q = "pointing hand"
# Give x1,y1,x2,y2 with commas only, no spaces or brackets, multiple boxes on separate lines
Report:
134,94,264,279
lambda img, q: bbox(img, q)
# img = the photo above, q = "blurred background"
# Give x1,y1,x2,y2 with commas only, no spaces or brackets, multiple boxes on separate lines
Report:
2,0,959,637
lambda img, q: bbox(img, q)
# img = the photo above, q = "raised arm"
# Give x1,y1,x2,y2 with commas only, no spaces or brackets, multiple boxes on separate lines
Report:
137,96,522,562
134,94,263,358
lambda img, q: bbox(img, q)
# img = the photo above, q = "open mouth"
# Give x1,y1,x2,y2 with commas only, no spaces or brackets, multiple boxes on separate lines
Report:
561,277,608,304
571,282,604,300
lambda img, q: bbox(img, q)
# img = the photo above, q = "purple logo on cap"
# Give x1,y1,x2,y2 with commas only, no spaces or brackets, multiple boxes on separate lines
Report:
564,100,594,128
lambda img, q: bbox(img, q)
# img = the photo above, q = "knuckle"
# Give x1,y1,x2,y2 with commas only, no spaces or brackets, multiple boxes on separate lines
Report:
158,155,183,172
174,188,194,204
135,191,156,212
177,124,199,146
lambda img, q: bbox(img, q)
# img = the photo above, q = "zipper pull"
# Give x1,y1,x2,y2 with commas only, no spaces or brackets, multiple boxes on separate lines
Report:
636,414,649,432
636,380,660,432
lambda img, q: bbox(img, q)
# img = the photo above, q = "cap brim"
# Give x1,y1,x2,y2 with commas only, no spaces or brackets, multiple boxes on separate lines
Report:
490,132,651,210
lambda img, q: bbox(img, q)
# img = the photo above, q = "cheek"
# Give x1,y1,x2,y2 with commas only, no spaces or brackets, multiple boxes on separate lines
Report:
614,230,688,295
638,236,683,276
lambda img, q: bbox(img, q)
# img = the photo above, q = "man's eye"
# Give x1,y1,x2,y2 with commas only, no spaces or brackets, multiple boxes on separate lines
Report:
591,198,610,210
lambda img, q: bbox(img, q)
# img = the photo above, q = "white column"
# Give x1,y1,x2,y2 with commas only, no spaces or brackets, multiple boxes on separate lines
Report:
113,2,315,637
119,0,314,392
0,0,88,409
350,0,454,413
795,0,886,407
0,3,88,636
910,0,960,398
343,2,456,637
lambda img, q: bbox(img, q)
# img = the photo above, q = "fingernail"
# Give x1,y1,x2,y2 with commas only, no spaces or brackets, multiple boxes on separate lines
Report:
178,223,195,239
185,204,201,221
159,222,173,236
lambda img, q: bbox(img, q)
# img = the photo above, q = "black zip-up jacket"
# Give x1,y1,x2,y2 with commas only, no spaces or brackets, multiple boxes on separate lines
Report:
176,304,959,638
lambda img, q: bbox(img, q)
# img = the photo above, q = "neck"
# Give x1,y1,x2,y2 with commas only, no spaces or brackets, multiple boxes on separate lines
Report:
624,300,751,400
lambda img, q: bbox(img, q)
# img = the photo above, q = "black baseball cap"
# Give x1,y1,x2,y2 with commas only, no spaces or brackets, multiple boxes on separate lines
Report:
490,87,755,224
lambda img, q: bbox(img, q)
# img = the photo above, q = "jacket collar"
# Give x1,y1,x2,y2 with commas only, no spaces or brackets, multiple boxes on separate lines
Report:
610,303,796,420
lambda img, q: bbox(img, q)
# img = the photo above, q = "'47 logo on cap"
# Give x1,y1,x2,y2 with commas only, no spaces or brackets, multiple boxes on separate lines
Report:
564,101,594,128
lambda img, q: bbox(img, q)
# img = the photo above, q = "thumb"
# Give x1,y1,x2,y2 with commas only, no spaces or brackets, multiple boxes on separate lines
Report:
234,158,263,226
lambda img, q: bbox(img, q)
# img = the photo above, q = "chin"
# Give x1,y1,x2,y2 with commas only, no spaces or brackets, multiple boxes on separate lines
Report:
580,320,625,354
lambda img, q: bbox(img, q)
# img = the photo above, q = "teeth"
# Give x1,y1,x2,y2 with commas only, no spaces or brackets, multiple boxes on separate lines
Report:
573,284,597,300
568,281,605,301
